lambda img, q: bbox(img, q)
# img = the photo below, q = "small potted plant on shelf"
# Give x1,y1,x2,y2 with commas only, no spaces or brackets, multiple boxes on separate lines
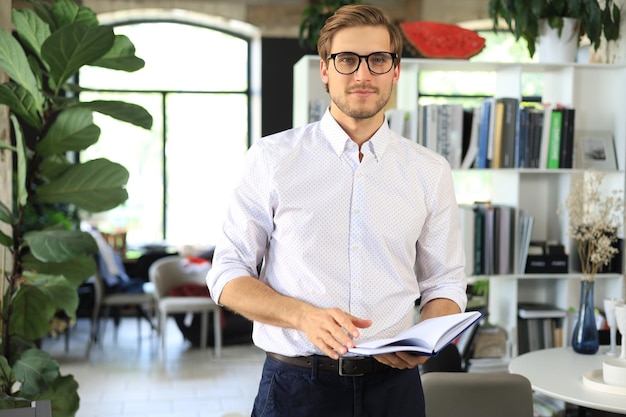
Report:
488,0,622,59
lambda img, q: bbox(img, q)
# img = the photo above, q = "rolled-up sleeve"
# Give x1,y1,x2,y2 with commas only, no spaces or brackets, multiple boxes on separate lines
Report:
206,143,274,304
415,163,468,312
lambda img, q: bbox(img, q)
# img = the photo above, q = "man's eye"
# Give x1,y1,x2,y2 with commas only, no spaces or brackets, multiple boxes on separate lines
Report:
371,55,387,64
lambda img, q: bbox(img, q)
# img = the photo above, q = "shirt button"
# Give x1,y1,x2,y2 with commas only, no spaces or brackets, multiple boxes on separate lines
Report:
353,208,360,215
351,245,358,251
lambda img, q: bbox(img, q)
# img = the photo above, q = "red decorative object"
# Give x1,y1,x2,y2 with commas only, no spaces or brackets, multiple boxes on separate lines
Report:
400,21,486,59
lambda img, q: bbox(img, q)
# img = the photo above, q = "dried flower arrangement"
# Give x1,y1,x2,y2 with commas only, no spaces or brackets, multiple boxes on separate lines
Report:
558,170,624,281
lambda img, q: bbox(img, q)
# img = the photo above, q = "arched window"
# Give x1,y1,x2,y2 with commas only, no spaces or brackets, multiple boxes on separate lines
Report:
80,10,261,250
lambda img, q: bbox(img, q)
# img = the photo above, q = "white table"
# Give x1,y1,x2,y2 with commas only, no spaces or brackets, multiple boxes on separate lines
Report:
509,346,626,414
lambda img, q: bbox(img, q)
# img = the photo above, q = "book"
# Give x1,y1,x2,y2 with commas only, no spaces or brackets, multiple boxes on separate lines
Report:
538,105,553,169
348,311,482,356
517,209,534,274
559,107,575,168
496,97,519,168
518,303,567,319
476,98,493,169
437,104,464,169
547,109,563,169
491,101,505,168
460,106,480,169
494,205,514,274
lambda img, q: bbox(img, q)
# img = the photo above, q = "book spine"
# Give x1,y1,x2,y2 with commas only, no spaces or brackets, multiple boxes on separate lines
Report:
498,98,519,168
476,99,492,169
559,108,575,169
491,101,505,169
474,206,485,275
547,109,563,169
529,109,544,168
515,107,530,168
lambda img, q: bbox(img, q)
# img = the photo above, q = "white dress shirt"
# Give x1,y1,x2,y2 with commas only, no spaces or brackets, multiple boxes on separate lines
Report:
207,109,467,356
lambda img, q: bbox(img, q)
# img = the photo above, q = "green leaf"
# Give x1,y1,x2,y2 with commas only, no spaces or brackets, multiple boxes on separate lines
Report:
52,0,98,28
39,154,73,180
32,374,80,417
10,285,57,340
12,7,51,61
0,355,13,391
81,100,153,130
22,253,96,288
0,231,12,248
0,30,44,112
11,115,28,207
23,229,98,263
23,272,79,319
12,348,59,396
0,82,43,130
0,201,14,225
42,23,115,91
36,158,129,212
36,107,100,156
29,0,58,32
91,34,146,72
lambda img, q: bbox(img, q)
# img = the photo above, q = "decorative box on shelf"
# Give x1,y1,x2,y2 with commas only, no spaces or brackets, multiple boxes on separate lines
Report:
524,241,568,274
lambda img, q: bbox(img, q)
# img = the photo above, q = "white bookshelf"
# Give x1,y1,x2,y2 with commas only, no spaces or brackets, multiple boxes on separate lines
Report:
293,55,626,356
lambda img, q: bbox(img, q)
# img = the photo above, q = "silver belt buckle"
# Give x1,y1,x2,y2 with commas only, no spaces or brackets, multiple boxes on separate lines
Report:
339,356,365,377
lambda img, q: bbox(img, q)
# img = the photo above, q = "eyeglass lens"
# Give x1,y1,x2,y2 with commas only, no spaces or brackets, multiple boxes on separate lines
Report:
332,52,395,75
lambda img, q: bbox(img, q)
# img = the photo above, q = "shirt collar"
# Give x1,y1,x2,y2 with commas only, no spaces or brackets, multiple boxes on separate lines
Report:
320,109,391,162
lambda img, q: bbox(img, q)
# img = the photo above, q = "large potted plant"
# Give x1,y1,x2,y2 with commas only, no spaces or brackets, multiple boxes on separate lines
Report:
0,0,152,415
488,0,622,59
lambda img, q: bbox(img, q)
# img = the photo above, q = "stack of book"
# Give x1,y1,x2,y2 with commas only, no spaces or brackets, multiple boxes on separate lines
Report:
459,202,514,276
434,97,578,170
517,302,567,354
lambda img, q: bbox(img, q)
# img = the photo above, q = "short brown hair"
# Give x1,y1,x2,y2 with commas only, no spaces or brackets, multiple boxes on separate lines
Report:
317,4,402,64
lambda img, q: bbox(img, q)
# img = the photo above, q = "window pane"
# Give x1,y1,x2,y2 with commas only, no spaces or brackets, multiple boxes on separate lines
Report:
471,31,535,64
165,93,248,246
80,92,164,246
80,22,249,92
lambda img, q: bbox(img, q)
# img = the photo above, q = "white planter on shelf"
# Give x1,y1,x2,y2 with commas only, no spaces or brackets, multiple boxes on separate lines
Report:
537,17,580,63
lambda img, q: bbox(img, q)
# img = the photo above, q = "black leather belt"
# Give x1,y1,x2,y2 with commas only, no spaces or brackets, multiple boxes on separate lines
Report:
267,352,392,376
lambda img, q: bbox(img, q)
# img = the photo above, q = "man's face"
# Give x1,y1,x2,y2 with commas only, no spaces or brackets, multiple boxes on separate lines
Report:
321,25,399,122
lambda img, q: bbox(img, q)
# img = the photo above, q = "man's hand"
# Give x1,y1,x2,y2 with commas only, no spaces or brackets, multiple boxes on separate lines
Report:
373,298,462,369
373,352,429,369
298,307,372,359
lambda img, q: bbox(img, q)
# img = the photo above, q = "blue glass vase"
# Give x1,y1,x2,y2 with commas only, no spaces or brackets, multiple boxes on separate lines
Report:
571,279,599,354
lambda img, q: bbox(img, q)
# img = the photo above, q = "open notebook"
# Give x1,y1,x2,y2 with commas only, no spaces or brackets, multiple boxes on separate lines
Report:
349,311,482,356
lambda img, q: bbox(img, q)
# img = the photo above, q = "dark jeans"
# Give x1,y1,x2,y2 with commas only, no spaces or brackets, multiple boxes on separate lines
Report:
252,355,425,417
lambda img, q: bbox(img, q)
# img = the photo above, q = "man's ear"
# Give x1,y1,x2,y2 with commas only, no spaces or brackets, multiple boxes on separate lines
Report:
393,62,401,85
320,58,329,84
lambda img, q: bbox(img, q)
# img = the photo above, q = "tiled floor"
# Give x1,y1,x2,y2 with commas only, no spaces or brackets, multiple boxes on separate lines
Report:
42,315,265,417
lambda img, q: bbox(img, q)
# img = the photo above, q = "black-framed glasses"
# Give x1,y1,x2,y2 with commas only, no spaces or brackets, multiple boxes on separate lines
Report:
326,52,398,75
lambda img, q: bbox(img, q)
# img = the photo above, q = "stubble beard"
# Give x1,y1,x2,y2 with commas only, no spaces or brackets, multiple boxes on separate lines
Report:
329,82,393,120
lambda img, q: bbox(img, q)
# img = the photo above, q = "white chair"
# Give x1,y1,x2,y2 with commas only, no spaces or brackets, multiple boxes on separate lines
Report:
421,371,534,417
149,255,222,360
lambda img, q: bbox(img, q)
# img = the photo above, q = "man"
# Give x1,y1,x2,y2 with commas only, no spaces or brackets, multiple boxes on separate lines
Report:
207,4,467,416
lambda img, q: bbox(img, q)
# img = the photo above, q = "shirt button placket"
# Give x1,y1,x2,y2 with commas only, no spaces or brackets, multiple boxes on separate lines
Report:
349,165,365,309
